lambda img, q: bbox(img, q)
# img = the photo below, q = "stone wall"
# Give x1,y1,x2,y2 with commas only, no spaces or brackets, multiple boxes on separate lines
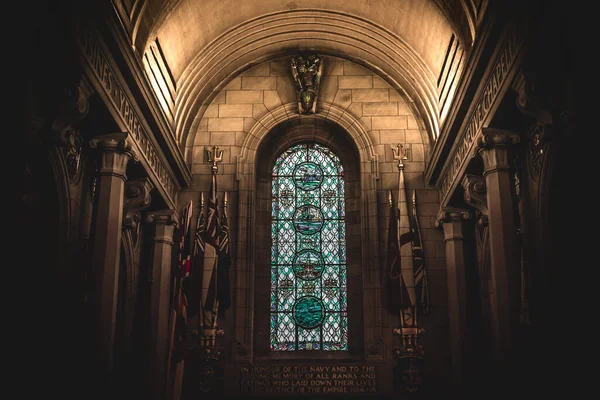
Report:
179,55,449,392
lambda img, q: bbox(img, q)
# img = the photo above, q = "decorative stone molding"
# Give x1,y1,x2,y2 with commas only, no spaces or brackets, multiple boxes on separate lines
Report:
476,128,520,176
89,132,138,180
123,178,154,247
434,208,471,228
461,174,488,226
77,26,181,208
438,23,523,206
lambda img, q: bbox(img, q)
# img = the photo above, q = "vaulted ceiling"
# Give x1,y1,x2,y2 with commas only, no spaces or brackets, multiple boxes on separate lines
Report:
113,0,488,146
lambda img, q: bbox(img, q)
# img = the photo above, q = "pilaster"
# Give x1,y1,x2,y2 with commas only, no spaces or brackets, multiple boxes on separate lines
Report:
147,210,179,400
475,128,520,364
88,132,137,389
435,208,471,386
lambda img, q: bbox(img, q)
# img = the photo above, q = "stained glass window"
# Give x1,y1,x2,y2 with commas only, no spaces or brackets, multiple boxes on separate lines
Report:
271,143,348,351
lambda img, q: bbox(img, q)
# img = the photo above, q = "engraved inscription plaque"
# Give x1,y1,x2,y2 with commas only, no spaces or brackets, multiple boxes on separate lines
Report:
240,364,377,395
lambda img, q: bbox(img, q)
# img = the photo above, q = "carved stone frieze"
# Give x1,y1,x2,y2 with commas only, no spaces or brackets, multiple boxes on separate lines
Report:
77,26,179,207
439,23,523,205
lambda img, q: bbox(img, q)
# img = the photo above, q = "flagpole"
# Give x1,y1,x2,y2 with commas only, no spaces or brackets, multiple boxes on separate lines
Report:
194,192,206,347
205,146,223,348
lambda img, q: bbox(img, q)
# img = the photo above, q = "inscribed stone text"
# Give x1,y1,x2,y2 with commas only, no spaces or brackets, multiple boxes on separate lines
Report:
241,365,377,395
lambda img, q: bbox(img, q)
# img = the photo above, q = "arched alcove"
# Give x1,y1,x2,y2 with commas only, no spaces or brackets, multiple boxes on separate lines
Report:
232,112,385,363
253,119,363,360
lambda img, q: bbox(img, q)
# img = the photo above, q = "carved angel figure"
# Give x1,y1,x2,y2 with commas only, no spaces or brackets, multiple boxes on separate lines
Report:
290,54,323,114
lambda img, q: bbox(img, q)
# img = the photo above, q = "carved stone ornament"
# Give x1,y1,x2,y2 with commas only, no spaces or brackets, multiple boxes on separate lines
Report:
64,128,83,182
290,54,323,114
123,178,154,247
527,123,546,181
89,132,138,180
51,77,93,134
461,174,488,226
514,72,553,126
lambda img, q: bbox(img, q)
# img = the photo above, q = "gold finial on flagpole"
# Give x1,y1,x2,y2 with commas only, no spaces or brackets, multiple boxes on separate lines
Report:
392,143,409,170
207,145,224,173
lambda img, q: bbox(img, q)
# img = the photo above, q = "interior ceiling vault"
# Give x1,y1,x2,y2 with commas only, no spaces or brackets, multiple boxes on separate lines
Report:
120,0,485,146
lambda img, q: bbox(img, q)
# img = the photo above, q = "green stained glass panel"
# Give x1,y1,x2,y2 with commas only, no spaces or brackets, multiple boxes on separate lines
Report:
271,143,347,351
294,296,324,329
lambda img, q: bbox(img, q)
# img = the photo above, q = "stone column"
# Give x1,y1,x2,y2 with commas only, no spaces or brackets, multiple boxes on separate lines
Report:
89,132,137,387
146,210,179,400
435,208,471,386
475,128,520,363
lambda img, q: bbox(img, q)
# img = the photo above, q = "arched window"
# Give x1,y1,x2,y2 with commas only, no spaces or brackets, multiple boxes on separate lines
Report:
270,143,347,351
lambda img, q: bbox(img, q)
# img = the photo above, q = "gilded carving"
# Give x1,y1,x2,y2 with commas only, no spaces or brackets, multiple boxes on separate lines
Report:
290,54,323,114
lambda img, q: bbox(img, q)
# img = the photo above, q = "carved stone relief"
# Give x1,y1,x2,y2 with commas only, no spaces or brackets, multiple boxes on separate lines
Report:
290,54,323,114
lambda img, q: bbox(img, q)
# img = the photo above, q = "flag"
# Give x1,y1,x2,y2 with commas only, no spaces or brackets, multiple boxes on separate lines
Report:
411,190,430,316
178,200,194,280
202,172,219,326
205,173,219,247
171,200,193,364
398,166,417,327
187,193,205,318
385,191,413,314
217,192,231,315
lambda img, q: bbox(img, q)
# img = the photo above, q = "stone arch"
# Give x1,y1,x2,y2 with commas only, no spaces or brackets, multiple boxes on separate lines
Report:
176,10,440,151
232,106,384,362
236,103,379,180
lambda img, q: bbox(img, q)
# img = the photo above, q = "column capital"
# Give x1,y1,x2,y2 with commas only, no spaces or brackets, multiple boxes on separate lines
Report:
461,174,488,226
476,128,520,175
434,207,471,228
147,209,179,227
90,132,138,180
